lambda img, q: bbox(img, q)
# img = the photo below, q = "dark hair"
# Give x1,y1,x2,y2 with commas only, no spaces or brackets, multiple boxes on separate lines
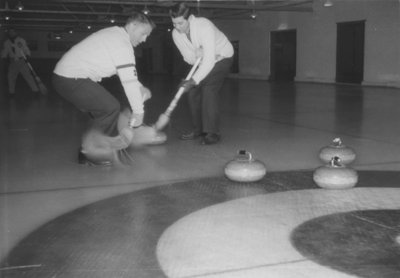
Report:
169,2,191,19
126,11,156,29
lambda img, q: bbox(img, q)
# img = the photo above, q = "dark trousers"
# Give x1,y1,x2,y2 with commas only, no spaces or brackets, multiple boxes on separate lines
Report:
187,57,233,134
8,59,39,94
52,74,120,137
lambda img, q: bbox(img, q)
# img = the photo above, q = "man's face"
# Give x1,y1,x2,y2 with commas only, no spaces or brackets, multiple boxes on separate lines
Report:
126,22,152,47
171,16,189,34
8,29,17,39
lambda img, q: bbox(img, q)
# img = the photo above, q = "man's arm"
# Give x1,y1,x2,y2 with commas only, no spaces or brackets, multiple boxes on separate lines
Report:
172,30,197,65
116,63,144,127
191,21,216,84
19,38,31,57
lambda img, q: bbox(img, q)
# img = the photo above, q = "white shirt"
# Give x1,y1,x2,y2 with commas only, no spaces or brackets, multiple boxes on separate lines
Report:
1,37,31,60
54,26,144,114
172,15,234,84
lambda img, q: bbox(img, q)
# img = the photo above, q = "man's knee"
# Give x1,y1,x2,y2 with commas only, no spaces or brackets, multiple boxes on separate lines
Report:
91,100,120,124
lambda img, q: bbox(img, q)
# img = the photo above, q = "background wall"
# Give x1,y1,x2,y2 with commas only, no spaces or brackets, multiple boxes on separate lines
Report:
219,0,400,87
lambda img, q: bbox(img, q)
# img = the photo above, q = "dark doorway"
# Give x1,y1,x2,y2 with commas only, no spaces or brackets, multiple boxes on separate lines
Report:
136,47,153,75
270,29,296,82
163,45,174,74
231,40,239,73
143,48,153,73
163,34,175,75
336,21,365,84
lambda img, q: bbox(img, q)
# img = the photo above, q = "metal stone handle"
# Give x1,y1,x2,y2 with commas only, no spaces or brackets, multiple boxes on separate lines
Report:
238,150,253,161
332,138,343,146
330,156,343,167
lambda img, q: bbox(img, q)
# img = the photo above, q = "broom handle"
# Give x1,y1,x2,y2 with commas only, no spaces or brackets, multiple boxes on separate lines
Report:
19,51,37,76
164,57,201,116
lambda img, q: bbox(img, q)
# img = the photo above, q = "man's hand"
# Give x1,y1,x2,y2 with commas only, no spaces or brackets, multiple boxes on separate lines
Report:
140,86,152,102
179,78,197,93
195,48,203,59
129,112,144,128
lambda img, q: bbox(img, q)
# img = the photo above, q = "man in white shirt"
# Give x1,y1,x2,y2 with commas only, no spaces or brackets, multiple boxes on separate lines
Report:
170,2,234,145
1,28,39,97
53,12,155,165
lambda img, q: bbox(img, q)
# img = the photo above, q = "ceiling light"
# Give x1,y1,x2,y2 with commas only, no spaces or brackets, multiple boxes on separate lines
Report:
196,0,201,15
110,16,116,24
323,0,333,7
250,10,257,19
142,5,150,15
250,0,256,19
5,15,10,20
87,25,92,30
16,0,24,11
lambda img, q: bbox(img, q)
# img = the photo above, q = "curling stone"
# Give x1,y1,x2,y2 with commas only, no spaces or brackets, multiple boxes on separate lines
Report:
117,109,167,147
224,150,267,182
313,156,358,189
319,138,356,165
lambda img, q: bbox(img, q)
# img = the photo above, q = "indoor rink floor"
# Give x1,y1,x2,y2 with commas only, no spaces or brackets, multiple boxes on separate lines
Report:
1,73,400,277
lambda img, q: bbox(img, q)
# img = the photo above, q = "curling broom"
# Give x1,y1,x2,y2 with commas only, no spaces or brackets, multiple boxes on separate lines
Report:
154,57,201,131
20,52,48,95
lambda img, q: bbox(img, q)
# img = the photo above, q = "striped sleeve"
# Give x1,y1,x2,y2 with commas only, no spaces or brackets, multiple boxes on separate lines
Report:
116,62,144,114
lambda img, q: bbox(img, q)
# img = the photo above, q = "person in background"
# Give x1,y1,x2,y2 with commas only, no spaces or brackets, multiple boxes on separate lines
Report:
169,2,234,145
1,28,39,97
52,12,155,165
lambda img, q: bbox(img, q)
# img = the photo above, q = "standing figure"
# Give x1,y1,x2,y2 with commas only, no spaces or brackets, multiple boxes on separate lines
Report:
52,12,155,165
170,2,234,145
1,28,39,97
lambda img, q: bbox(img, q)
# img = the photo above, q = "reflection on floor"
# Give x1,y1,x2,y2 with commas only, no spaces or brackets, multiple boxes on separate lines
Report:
1,74,400,277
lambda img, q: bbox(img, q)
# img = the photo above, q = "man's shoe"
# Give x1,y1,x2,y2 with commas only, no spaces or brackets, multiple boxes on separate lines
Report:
201,133,221,145
78,149,112,166
180,131,205,141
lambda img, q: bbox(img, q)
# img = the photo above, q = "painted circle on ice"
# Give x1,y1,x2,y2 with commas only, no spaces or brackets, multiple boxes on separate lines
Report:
156,189,400,278
3,171,400,278
291,210,400,278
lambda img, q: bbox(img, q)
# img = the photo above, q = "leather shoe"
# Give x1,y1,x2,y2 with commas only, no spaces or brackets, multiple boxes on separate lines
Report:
78,149,112,166
201,133,220,145
180,131,205,140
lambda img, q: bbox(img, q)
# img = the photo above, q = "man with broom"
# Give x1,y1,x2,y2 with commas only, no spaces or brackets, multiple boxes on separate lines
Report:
1,28,42,97
169,2,234,145
53,12,156,166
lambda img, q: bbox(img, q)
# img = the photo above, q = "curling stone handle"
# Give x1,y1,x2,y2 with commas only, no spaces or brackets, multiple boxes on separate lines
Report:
332,138,343,146
238,150,253,161
330,156,343,167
